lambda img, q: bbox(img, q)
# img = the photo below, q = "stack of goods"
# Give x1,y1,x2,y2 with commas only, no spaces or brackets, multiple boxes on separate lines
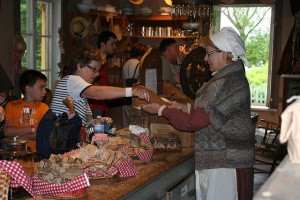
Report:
36,154,84,184
69,143,134,178
36,154,88,198
150,123,194,148
150,132,181,152
118,126,153,163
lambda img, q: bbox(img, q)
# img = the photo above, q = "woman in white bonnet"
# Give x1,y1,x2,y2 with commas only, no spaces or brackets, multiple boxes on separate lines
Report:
142,27,254,200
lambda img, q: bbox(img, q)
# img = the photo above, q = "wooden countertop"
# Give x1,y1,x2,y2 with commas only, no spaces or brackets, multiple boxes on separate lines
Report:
86,147,194,200
29,147,194,200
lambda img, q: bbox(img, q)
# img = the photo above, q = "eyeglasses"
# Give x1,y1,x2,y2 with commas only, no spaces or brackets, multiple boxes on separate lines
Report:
205,49,221,56
86,65,100,73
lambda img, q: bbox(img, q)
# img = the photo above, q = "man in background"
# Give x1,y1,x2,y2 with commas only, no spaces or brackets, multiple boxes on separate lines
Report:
159,38,182,85
88,31,117,117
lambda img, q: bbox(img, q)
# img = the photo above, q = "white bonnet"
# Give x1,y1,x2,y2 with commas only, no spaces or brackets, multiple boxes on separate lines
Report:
210,27,251,67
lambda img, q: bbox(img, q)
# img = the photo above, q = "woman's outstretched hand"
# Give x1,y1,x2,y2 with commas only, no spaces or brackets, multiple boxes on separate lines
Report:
132,87,150,102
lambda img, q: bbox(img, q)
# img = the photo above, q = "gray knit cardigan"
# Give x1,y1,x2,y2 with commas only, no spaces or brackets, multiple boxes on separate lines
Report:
194,60,255,170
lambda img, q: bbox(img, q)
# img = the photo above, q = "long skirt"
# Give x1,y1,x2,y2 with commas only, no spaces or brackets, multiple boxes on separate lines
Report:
195,167,253,200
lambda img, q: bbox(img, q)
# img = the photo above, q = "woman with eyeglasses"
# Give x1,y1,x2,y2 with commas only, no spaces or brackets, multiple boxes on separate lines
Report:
142,27,254,200
50,45,150,127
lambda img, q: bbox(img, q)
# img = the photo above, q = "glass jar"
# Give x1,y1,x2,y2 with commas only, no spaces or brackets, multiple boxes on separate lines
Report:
129,108,149,130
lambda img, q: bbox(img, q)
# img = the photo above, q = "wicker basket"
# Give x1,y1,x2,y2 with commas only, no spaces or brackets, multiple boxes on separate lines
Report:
0,171,11,200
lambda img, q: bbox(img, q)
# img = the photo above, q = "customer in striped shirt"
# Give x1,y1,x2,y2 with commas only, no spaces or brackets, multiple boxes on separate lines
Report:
50,45,150,127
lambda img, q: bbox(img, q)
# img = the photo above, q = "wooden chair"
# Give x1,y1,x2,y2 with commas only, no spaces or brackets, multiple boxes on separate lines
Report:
254,119,286,175
257,119,280,145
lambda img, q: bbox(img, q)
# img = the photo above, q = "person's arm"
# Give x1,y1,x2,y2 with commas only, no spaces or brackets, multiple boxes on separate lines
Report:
3,122,36,140
82,85,150,102
3,103,37,140
67,75,150,102
162,107,210,132
142,103,210,132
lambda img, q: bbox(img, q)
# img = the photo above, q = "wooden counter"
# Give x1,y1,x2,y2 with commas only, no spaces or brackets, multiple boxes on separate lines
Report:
86,147,194,200
253,155,300,200
26,148,194,200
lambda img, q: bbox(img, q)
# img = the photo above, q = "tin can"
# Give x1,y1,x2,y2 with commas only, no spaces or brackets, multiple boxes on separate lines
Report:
166,27,173,36
145,27,153,36
140,26,146,36
155,27,162,36
161,27,167,36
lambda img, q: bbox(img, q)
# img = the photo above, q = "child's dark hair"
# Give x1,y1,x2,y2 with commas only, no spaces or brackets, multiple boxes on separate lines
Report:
19,70,47,95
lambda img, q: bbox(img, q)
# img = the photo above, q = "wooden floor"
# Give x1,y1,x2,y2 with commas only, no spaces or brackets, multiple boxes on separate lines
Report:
253,161,279,195
253,172,269,194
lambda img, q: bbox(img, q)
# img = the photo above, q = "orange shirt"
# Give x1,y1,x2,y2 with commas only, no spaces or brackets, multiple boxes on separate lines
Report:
4,99,49,152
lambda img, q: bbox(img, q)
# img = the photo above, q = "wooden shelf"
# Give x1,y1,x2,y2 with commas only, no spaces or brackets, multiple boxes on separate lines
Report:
131,36,186,39
88,10,188,22
89,9,123,19
128,15,188,21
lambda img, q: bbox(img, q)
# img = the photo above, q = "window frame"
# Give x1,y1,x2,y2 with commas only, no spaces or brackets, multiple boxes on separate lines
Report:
21,0,61,90
212,3,279,111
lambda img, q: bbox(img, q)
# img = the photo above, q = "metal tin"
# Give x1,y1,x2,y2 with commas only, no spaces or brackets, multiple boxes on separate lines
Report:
140,26,146,36
145,27,153,36
161,27,167,36
166,27,173,36
155,27,162,36
2,137,28,151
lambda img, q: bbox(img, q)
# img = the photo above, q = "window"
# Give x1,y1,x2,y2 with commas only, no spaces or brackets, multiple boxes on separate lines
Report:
213,5,274,109
20,0,62,89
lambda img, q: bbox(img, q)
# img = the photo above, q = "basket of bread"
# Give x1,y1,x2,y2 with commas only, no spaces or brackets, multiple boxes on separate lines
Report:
0,159,90,199
64,142,137,179
117,125,153,163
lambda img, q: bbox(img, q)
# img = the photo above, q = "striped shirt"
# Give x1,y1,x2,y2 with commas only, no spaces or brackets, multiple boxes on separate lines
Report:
50,75,93,125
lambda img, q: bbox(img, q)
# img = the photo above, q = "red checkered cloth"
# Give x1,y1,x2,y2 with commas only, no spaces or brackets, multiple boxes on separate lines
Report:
0,160,34,196
115,157,137,177
120,132,153,164
0,160,90,198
